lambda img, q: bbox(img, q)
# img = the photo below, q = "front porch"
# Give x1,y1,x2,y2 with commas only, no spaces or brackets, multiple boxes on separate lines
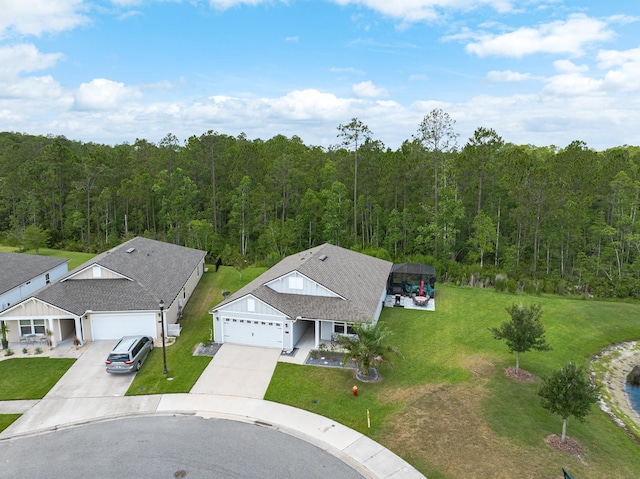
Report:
279,326,350,367
0,336,87,361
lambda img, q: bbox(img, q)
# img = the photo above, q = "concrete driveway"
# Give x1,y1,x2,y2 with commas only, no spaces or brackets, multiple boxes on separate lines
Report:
45,340,136,399
190,344,281,399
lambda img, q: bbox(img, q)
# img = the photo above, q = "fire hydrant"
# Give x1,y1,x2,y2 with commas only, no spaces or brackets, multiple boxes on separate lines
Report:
352,385,358,396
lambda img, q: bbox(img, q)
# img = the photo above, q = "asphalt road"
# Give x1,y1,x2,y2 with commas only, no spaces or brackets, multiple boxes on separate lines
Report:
0,415,365,479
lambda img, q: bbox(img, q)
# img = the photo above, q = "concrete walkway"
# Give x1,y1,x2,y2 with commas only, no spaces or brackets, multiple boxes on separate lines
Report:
0,342,426,479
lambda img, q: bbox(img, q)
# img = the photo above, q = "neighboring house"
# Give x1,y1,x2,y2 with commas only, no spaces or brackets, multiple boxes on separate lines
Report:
210,243,392,351
0,252,69,312
0,237,206,346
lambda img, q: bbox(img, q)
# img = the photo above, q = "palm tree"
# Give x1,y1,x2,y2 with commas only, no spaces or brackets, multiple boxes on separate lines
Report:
337,322,399,379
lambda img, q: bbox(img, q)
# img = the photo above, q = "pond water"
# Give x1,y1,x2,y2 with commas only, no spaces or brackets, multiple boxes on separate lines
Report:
625,383,640,415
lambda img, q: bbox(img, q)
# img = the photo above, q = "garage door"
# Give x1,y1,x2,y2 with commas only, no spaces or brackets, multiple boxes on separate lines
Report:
222,318,283,348
90,313,157,340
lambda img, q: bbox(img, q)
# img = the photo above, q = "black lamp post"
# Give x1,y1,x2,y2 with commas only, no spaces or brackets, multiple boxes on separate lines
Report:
159,299,167,375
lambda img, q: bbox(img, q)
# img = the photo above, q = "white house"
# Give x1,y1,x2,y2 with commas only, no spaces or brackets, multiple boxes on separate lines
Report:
210,243,392,351
0,237,206,346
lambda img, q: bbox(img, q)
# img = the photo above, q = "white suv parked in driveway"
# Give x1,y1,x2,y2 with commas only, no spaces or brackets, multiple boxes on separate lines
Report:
105,336,154,373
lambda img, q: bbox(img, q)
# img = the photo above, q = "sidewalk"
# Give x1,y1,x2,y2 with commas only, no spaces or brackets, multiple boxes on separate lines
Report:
0,393,425,479
0,341,426,479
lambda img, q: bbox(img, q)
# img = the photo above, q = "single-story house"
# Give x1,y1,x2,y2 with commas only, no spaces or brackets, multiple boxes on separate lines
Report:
1,252,69,312
210,243,392,351
0,237,206,346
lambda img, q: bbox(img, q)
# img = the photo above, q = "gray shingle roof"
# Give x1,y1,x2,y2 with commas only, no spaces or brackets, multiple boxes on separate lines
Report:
212,244,392,323
37,279,157,315
0,252,68,295
31,237,206,315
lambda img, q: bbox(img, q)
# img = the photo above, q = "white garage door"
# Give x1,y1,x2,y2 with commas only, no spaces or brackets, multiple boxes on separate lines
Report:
90,313,157,340
222,318,283,348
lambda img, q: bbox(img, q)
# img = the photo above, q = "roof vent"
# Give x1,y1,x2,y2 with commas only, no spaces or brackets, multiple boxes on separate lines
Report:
126,247,136,254
319,254,327,261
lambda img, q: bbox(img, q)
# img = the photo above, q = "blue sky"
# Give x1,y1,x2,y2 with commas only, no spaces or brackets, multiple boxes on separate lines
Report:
1,0,639,150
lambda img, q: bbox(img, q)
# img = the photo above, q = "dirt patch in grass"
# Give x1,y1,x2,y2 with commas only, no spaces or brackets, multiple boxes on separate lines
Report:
378,373,559,478
461,355,496,379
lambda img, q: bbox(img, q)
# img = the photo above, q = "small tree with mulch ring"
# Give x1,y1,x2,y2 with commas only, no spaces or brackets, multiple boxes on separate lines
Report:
538,361,600,444
490,303,551,375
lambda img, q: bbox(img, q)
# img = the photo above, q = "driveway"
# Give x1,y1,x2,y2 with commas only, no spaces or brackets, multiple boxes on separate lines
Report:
190,344,281,399
45,340,136,399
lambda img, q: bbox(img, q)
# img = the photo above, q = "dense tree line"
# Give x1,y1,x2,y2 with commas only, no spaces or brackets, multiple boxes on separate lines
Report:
1,111,640,298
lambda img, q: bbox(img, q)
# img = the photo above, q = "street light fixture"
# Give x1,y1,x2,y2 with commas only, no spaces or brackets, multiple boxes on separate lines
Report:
159,299,167,375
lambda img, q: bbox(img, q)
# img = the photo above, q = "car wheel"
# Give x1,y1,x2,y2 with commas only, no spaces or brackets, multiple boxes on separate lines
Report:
149,342,154,351
136,361,141,371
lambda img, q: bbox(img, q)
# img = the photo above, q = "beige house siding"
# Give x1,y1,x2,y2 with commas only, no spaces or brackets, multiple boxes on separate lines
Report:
66,265,126,280
165,259,204,325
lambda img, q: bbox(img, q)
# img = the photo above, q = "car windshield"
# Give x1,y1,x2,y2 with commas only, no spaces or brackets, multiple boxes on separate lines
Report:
107,353,129,362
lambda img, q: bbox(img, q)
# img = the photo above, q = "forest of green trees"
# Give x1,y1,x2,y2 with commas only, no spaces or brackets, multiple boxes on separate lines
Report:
1,109,640,299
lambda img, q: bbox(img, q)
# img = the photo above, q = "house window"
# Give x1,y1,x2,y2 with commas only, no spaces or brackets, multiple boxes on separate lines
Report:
20,319,45,335
333,323,356,335
92,266,102,278
288,276,303,290
45,273,50,284
247,298,255,312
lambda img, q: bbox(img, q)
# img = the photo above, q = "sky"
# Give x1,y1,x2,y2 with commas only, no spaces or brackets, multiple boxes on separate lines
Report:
1,0,639,151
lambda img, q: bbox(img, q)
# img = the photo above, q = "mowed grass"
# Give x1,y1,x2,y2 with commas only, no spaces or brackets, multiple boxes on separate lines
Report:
266,285,640,479
0,358,75,400
0,245,95,270
127,265,266,395
0,414,20,432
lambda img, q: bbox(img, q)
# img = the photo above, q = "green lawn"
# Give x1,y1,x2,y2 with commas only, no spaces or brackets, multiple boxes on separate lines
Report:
0,357,75,400
266,285,640,479
0,414,20,432
127,265,266,395
0,245,95,270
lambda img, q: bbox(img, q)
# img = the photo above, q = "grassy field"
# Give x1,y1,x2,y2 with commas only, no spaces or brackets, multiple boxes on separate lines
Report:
0,358,75,400
0,245,95,270
127,265,266,395
266,285,640,479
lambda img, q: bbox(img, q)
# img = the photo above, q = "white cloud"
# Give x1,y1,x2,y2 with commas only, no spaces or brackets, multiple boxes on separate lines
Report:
0,44,62,79
553,59,589,73
466,14,614,58
331,0,516,23
207,0,277,11
285,35,299,42
543,73,603,97
0,0,89,39
485,70,532,82
0,76,65,100
0,44,65,102
598,46,640,92
597,46,640,68
352,80,388,97
74,78,143,111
